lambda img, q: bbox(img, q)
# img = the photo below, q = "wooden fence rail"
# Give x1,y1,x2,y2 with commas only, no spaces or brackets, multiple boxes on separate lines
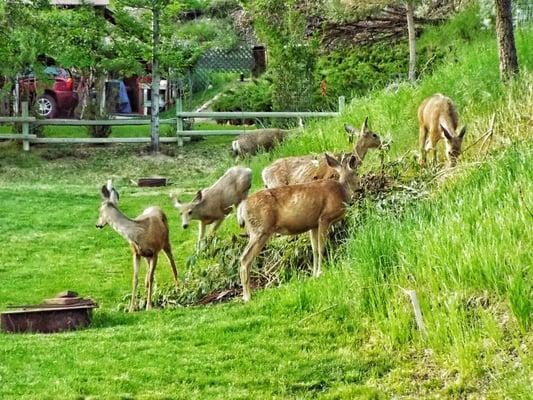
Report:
0,97,345,151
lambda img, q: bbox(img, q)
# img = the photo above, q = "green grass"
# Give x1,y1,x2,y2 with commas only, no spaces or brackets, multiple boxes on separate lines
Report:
0,11,532,399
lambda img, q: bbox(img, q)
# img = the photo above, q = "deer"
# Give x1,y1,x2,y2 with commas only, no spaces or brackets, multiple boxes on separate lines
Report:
172,166,252,250
261,117,385,188
418,93,467,167
96,180,179,312
237,153,359,302
231,120,304,157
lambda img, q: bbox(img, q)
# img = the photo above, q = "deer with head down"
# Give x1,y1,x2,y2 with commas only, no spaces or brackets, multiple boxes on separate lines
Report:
96,181,179,312
232,120,304,158
261,117,385,188
418,93,467,167
172,166,252,250
238,153,359,302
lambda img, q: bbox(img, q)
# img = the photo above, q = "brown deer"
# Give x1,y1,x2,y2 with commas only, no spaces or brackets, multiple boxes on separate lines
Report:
172,166,252,250
96,181,179,312
261,117,384,188
418,93,467,167
231,120,304,157
237,154,359,302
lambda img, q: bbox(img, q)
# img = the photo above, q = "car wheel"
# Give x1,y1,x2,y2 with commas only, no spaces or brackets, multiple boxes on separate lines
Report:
35,94,57,118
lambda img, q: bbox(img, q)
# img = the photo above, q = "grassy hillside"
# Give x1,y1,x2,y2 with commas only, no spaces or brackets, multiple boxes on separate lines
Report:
0,10,531,399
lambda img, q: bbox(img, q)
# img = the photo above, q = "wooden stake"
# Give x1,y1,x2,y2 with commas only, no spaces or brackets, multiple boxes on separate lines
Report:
399,286,428,337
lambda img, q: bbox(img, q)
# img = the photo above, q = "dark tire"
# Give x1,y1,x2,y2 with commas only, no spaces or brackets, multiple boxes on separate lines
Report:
35,94,57,118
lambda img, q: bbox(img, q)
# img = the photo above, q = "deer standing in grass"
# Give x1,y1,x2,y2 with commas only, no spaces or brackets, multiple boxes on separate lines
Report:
262,117,385,188
172,166,252,250
96,181,178,312
238,154,359,302
418,93,467,167
232,120,304,158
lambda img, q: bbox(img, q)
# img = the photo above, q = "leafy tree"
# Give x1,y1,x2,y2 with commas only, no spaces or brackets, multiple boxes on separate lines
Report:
0,1,50,104
115,0,202,152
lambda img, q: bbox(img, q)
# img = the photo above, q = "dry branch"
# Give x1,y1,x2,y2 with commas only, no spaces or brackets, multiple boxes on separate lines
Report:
310,5,443,49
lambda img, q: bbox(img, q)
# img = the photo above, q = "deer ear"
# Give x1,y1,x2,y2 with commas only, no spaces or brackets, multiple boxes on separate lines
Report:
440,124,453,140
109,189,119,205
101,185,110,200
344,123,355,134
325,153,340,168
361,116,369,132
459,125,467,138
344,124,356,143
347,154,359,170
193,190,203,202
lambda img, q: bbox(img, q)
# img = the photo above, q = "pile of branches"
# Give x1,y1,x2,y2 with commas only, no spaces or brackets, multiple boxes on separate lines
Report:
309,4,443,50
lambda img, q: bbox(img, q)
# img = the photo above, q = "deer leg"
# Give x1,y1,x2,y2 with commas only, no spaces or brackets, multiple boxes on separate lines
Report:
196,221,206,253
419,126,428,166
129,254,141,312
145,254,158,311
163,244,179,286
209,218,223,237
315,221,331,278
309,229,319,277
240,233,269,302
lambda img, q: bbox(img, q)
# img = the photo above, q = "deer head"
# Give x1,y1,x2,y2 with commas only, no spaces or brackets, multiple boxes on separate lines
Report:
441,124,467,167
96,181,120,229
172,190,203,229
344,117,385,150
324,153,360,195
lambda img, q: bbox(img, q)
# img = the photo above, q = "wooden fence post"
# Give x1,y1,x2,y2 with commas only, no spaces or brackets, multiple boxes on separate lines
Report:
338,96,346,114
21,101,30,152
176,95,184,147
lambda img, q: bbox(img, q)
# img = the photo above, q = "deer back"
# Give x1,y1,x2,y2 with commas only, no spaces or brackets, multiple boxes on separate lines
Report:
262,154,340,188
132,207,170,253
418,94,458,133
244,179,349,236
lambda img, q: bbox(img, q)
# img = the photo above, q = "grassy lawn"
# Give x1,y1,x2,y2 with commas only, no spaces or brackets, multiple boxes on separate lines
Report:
0,13,532,400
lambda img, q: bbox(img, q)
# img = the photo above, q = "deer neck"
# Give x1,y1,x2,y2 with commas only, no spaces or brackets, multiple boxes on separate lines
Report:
106,205,143,244
354,141,368,161
338,173,358,201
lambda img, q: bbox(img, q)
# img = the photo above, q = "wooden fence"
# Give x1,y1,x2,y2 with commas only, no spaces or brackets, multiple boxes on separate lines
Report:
0,97,345,151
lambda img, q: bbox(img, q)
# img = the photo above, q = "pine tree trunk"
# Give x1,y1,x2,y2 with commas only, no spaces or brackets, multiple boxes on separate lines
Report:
495,0,519,80
406,1,416,82
151,5,161,153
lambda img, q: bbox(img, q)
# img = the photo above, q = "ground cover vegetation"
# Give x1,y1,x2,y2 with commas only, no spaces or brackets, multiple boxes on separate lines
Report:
0,4,532,399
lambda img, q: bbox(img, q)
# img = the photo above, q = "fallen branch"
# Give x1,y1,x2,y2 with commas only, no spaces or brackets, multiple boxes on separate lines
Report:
463,113,496,153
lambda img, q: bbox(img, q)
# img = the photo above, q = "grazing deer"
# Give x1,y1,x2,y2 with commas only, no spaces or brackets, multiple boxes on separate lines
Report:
261,117,384,188
418,93,467,167
96,181,178,312
238,154,359,302
172,166,252,250
231,120,303,157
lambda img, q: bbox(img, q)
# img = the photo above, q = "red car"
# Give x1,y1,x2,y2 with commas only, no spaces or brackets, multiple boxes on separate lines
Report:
19,67,78,118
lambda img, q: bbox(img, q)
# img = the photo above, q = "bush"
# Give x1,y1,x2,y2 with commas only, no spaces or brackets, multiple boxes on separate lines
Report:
211,75,273,123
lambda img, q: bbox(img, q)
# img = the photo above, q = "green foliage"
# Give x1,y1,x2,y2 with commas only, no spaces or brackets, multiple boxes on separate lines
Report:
251,0,318,111
175,18,240,50
316,43,411,105
212,75,273,114
1,8,532,400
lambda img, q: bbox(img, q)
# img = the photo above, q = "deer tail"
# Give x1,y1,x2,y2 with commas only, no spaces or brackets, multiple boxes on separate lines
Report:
237,201,247,228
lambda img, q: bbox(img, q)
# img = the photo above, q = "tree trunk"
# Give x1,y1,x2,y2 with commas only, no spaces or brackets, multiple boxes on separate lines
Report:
151,5,161,153
495,0,519,81
406,1,416,81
